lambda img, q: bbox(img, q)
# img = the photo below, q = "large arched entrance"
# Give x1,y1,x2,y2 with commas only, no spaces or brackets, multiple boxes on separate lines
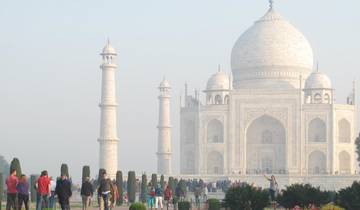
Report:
246,115,286,174
207,151,224,174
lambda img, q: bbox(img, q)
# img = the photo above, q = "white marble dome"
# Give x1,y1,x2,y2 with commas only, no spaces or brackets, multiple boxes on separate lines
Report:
231,7,314,89
206,71,230,91
305,71,332,89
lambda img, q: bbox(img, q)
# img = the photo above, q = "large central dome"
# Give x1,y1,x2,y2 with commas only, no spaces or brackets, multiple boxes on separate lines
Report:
231,7,314,89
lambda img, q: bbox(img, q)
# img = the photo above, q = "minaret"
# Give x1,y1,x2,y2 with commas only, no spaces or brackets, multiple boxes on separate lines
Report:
157,78,172,174
98,40,119,179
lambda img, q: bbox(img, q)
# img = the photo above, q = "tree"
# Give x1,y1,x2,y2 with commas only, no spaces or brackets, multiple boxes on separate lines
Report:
60,163,69,178
168,177,175,193
160,174,165,190
116,171,124,206
151,173,157,187
30,174,39,202
224,184,269,210
0,156,9,175
82,165,90,183
0,173,3,210
337,181,360,210
140,174,147,203
356,133,360,168
10,158,22,178
127,171,136,203
277,183,331,208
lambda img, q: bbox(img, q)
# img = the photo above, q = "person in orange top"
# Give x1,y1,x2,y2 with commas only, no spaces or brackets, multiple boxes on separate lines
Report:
36,170,51,210
6,169,19,210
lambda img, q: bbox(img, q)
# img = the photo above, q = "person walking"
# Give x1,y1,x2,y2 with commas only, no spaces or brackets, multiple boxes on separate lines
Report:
16,174,29,210
55,175,72,210
154,184,163,210
264,174,278,202
97,171,112,210
36,170,51,210
81,177,93,210
6,169,18,210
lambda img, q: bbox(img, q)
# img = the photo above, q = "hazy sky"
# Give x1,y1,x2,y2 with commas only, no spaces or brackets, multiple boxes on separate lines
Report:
0,0,359,182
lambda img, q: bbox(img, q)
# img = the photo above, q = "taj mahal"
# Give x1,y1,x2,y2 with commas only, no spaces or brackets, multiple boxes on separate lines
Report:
97,2,359,190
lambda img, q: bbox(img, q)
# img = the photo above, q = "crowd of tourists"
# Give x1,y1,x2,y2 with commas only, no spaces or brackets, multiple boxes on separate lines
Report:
5,168,281,210
5,169,72,210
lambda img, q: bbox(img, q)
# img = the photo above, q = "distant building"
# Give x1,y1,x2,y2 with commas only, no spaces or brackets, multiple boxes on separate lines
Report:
179,4,358,189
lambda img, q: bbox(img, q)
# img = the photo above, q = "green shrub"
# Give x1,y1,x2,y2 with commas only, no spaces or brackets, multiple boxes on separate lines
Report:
30,174,39,202
160,174,165,189
224,184,269,210
321,203,345,210
337,181,360,210
277,183,331,208
178,201,191,210
207,198,221,210
10,158,22,178
140,174,147,203
127,171,136,203
82,165,90,183
151,173,157,187
116,171,123,206
129,202,146,210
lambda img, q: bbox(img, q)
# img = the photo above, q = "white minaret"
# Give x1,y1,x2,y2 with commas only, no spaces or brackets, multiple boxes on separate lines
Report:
98,40,119,179
157,78,172,174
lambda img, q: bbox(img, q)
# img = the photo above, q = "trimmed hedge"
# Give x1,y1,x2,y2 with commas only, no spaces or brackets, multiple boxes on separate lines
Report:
207,198,221,210
129,202,146,210
116,171,123,206
82,165,90,183
178,201,191,210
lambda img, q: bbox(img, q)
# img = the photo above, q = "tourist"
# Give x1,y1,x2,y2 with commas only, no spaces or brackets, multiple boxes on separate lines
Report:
98,171,112,210
17,174,29,210
36,170,51,210
154,184,163,210
147,186,155,209
55,174,72,210
49,177,57,209
81,177,94,210
6,169,18,210
264,174,278,201
163,185,172,210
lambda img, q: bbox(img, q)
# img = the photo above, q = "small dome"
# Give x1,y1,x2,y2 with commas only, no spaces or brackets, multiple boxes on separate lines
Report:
159,78,171,89
206,71,230,91
101,40,117,55
305,71,332,89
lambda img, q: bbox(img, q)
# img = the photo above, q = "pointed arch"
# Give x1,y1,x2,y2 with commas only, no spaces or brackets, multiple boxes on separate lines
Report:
308,150,326,174
339,151,351,174
207,119,224,143
246,115,286,174
338,119,351,143
308,118,326,142
207,151,223,174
